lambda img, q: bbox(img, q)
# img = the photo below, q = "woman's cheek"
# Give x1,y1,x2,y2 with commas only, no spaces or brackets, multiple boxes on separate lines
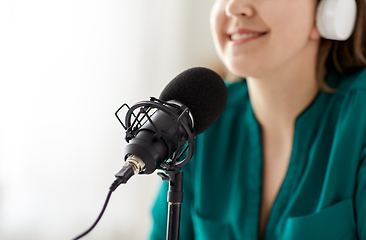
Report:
210,6,226,59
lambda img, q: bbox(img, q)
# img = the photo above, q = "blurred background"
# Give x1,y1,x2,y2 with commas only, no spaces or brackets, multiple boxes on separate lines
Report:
0,0,225,239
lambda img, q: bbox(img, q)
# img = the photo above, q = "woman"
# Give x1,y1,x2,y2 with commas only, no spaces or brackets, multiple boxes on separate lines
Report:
150,0,366,239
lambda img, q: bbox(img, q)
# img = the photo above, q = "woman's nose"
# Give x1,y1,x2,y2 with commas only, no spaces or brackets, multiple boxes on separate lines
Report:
225,0,254,18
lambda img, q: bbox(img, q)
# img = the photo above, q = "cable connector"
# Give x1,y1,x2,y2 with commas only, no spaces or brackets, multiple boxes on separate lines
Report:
110,155,146,192
123,154,146,175
110,165,133,191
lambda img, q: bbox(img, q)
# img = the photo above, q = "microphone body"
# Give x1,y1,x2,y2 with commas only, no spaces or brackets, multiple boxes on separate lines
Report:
124,101,193,174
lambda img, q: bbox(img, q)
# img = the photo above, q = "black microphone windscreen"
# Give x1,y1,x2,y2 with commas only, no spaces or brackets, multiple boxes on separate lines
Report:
159,67,227,135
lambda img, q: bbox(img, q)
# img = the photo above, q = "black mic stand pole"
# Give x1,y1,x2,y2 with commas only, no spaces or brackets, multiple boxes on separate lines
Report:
158,169,183,240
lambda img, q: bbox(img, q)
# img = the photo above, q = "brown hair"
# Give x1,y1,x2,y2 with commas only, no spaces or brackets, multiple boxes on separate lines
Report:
317,0,366,92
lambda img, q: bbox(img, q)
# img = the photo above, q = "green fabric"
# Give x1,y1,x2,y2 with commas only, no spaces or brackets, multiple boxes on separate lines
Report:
149,69,366,240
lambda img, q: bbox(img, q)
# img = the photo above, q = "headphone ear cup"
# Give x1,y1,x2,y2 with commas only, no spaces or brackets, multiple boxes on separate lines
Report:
316,0,357,41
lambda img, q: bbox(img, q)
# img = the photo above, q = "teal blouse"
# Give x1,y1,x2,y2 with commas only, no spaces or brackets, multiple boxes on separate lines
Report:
150,69,366,240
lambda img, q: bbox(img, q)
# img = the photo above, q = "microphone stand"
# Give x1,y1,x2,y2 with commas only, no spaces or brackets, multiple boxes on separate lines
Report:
158,169,183,240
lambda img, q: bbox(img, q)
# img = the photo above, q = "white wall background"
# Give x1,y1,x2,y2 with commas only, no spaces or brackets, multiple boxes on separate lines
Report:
0,1,220,239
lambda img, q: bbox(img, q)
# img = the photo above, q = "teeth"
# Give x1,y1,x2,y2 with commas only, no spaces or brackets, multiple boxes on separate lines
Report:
231,33,263,41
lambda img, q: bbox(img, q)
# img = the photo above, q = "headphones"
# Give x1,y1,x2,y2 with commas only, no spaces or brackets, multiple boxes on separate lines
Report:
316,0,357,41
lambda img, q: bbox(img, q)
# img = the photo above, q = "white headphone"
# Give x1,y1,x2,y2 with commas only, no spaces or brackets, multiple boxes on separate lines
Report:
316,0,357,41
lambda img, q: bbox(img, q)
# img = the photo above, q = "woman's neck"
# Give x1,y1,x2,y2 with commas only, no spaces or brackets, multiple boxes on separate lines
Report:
246,61,319,132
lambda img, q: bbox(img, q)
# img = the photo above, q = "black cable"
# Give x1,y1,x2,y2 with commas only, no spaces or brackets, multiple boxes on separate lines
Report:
72,189,113,240
72,166,134,240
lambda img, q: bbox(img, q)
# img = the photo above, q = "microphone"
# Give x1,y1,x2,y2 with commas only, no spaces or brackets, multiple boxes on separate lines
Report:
112,67,227,188
72,67,227,240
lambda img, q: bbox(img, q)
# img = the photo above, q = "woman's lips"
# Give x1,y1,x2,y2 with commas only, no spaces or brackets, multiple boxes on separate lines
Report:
230,32,266,41
228,31,268,44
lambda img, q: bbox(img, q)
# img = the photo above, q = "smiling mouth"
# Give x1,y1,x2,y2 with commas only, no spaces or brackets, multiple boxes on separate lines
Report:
230,32,267,41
